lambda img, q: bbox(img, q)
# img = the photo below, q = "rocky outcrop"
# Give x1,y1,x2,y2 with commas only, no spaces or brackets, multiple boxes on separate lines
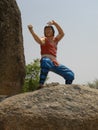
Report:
0,84,98,130
0,0,25,96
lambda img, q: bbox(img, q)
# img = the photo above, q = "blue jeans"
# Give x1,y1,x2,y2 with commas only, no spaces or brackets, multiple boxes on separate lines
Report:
39,57,75,85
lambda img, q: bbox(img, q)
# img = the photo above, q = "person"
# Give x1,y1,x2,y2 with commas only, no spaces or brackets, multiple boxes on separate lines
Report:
28,20,75,89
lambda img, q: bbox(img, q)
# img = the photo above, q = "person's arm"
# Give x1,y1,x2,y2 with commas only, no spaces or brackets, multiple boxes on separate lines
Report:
28,25,44,45
47,20,65,42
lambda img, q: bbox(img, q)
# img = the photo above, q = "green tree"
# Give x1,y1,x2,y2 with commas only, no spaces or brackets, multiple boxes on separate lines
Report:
23,59,40,92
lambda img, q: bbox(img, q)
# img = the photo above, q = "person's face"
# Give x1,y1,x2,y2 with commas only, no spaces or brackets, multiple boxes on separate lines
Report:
44,27,54,37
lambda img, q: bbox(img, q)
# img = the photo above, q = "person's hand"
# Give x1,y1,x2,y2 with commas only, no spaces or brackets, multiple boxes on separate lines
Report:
47,20,55,25
28,24,33,31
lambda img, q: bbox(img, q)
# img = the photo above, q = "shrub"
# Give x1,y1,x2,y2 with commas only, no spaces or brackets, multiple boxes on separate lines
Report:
23,59,40,92
87,79,98,89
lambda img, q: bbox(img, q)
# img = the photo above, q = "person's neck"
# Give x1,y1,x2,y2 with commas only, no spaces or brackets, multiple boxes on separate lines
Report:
46,36,54,41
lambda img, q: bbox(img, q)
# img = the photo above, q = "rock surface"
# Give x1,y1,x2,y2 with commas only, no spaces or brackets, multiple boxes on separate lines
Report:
0,0,25,96
0,84,98,130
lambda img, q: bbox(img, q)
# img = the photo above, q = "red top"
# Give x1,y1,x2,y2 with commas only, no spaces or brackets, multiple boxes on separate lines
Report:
40,37,58,57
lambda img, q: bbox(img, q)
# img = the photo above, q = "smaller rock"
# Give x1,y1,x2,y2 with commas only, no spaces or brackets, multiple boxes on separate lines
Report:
0,95,7,102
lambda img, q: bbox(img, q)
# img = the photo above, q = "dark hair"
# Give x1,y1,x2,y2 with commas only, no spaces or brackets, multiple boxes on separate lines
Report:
44,26,55,36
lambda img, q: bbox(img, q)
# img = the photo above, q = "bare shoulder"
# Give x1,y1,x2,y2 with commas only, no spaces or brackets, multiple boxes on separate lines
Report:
55,33,64,42
41,37,46,44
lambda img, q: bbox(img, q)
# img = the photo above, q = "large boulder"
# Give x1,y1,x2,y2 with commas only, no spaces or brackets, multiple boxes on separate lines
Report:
0,84,98,130
0,0,25,96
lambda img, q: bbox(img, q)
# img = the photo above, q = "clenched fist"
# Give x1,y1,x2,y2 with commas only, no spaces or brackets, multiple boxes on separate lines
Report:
28,24,33,31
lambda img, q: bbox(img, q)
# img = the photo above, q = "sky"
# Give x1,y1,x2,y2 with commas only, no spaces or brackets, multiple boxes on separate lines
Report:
16,0,98,84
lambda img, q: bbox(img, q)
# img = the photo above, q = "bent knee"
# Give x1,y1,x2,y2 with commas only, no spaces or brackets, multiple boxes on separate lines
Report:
66,71,75,81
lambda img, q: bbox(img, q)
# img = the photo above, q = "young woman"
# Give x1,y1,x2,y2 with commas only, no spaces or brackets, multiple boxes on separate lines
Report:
28,20,75,89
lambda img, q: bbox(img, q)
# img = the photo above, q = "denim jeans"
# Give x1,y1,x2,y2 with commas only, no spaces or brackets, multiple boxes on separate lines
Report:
39,57,75,85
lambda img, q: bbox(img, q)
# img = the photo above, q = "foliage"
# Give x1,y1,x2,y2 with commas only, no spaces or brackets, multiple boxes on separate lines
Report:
23,59,40,92
87,79,98,89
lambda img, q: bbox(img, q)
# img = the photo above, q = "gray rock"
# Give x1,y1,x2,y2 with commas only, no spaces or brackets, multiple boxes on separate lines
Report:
0,84,98,130
0,0,25,96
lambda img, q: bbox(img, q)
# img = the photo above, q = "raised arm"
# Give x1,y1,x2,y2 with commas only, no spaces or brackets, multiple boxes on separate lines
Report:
28,25,43,45
47,20,65,41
